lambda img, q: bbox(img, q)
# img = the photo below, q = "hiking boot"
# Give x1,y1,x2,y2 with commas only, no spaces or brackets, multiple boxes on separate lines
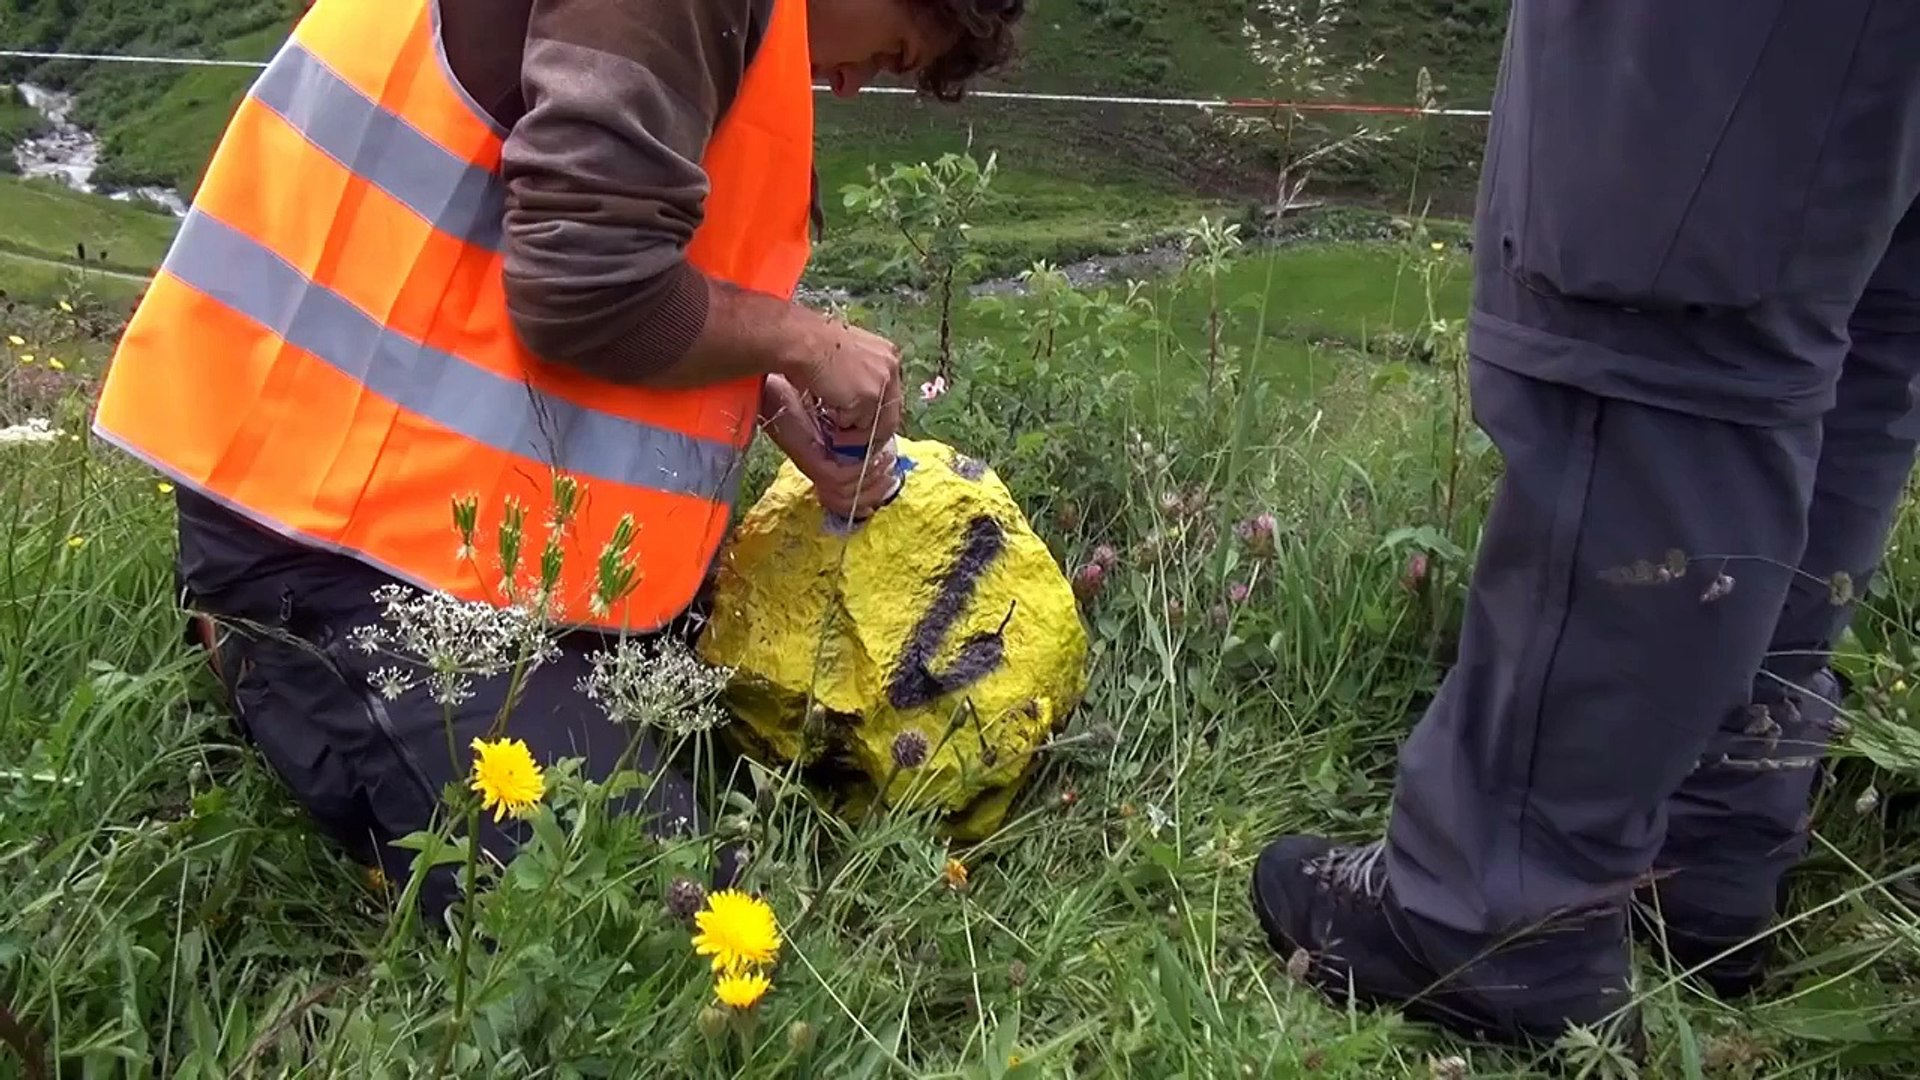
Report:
1631,880,1784,1000
1252,835,1643,1056
1637,668,1846,1000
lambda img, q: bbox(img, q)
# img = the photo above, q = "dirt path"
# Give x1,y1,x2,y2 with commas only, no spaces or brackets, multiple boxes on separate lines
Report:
0,247,151,284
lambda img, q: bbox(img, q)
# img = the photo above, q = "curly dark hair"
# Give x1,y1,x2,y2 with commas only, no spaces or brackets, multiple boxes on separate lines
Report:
915,0,1026,102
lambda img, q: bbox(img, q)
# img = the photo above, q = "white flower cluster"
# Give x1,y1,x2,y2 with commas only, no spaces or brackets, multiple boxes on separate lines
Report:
579,635,734,737
0,418,59,448
349,584,558,706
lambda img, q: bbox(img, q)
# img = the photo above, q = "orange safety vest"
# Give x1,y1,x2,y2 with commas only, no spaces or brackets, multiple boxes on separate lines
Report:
92,0,815,632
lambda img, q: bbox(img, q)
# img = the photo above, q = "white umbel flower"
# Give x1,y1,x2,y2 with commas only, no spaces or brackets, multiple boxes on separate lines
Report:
0,418,59,447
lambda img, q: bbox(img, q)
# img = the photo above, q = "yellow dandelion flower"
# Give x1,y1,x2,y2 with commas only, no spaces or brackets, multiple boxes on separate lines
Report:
692,889,782,973
1895,679,1909,694
6,335,24,346
47,358,64,371
58,301,73,313
468,737,546,821
18,354,33,365
1430,241,1445,252
943,857,970,891
157,481,175,494
713,969,773,1010
66,535,86,549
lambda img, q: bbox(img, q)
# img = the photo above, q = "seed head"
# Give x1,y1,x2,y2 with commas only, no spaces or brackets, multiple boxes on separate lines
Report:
786,1020,817,1054
1429,1056,1468,1080
666,877,707,922
1285,947,1312,981
891,730,930,769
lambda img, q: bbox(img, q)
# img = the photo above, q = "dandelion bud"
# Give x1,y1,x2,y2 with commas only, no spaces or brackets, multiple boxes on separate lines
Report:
942,857,969,891
1856,786,1880,815
891,730,930,769
696,1005,730,1040
666,877,707,922
1072,562,1106,601
786,1020,817,1054
1007,959,1029,988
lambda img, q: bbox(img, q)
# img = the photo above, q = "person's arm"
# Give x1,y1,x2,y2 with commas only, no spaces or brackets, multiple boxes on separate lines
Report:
500,0,901,438
500,0,759,386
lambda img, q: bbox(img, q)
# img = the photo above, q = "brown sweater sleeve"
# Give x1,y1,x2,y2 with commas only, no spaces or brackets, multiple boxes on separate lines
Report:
499,0,766,382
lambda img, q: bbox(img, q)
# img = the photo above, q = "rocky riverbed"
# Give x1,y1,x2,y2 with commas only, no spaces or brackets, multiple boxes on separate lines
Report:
8,83,188,216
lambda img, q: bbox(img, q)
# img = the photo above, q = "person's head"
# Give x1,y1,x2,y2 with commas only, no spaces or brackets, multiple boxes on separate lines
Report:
808,0,1025,103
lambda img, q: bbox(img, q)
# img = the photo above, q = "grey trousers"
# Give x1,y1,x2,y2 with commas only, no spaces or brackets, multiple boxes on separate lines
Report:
1384,0,1920,989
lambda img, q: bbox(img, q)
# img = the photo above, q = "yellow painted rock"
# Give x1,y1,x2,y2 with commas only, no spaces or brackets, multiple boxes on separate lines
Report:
698,437,1088,839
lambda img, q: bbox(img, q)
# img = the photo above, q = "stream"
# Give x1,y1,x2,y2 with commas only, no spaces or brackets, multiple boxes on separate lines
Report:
9,83,189,217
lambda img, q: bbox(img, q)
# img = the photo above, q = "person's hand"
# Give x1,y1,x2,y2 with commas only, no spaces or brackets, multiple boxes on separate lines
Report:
778,312,903,451
759,375,899,521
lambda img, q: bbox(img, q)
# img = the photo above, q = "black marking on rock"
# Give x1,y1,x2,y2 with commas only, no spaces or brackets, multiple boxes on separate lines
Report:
887,515,1010,710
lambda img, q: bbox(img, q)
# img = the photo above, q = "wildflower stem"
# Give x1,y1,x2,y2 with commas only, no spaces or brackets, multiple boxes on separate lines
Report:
434,803,485,1079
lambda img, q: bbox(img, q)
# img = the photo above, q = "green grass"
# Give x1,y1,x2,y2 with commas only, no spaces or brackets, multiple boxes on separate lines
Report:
7,226,1920,1078
0,175,175,271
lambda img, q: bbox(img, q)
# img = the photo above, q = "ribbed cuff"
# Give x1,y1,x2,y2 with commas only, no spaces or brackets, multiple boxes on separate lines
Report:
597,263,712,382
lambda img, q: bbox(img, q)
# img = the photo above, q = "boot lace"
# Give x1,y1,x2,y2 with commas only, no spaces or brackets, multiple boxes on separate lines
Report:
1305,839,1388,903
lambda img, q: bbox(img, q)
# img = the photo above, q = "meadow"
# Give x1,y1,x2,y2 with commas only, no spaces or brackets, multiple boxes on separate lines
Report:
4,134,1920,1079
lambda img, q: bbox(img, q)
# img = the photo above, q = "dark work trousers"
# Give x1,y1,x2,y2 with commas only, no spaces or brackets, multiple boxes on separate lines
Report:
1383,0,1920,1002
174,489,709,921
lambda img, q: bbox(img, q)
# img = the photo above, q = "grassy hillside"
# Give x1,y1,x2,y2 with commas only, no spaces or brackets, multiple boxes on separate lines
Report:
0,0,1507,207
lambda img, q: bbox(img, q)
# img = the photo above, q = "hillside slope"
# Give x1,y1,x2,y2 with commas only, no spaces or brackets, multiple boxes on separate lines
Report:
0,0,1507,209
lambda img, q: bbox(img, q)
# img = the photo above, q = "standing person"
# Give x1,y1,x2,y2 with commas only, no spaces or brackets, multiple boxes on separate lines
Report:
90,0,1024,915
1253,0,1920,1052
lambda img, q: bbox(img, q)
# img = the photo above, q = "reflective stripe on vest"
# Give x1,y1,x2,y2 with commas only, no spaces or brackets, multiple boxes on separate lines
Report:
92,0,816,632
